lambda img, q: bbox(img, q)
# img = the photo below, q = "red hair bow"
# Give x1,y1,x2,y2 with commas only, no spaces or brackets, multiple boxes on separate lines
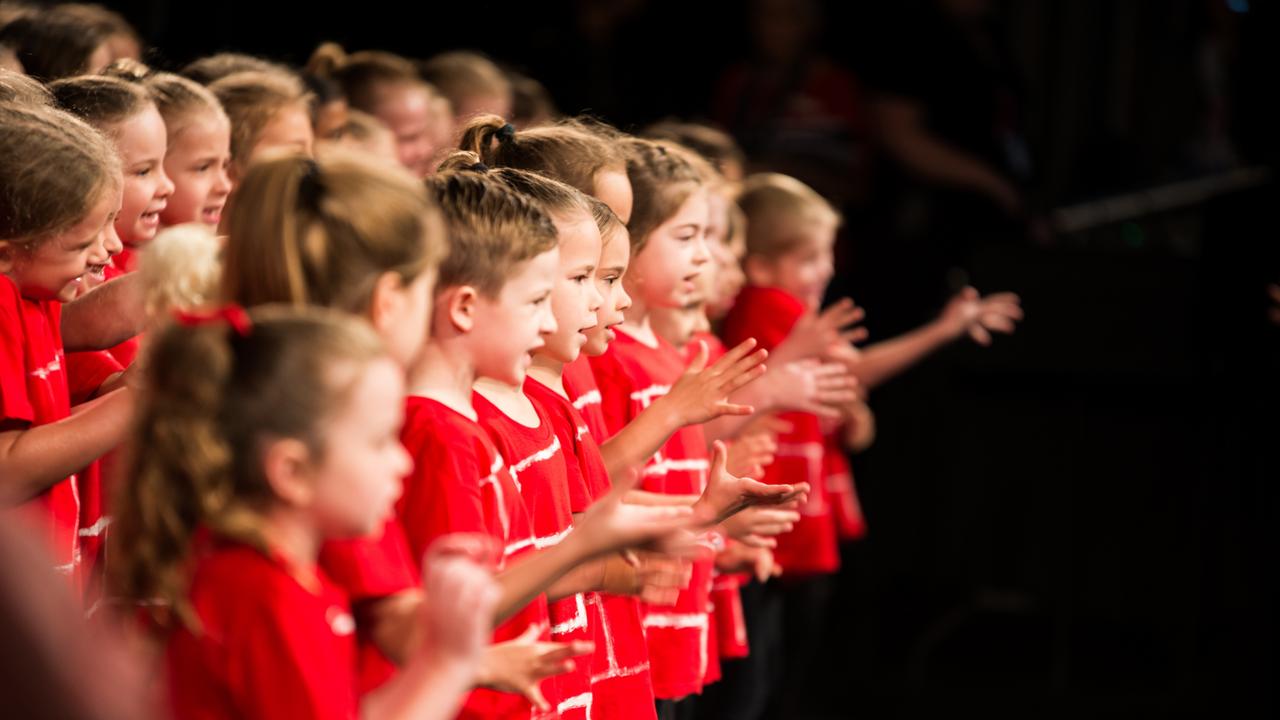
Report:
173,304,252,337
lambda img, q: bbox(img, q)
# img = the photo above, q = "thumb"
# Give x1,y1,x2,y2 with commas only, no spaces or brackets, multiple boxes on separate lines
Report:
710,440,728,481
688,339,709,373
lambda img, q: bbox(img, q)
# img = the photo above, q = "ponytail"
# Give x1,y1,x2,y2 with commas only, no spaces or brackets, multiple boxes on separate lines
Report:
110,307,385,631
456,113,625,197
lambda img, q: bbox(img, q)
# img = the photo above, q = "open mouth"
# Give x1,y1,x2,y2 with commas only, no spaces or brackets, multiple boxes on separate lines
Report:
139,210,162,227
201,205,224,225
85,263,108,281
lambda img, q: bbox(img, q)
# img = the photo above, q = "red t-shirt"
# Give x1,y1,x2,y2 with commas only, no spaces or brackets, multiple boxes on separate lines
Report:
166,543,359,720
524,376,657,720
397,395,557,720
0,275,80,579
317,519,419,696
589,328,715,699
721,286,839,577
562,356,609,450
474,390,594,720
824,432,867,541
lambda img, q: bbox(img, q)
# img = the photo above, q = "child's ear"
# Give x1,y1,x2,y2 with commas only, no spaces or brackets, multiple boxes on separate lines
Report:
368,271,405,338
742,255,774,289
260,437,316,508
445,285,478,333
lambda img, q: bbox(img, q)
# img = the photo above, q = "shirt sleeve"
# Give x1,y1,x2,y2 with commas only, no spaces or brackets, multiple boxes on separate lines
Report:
398,434,489,561
319,520,419,603
64,350,123,406
0,287,34,426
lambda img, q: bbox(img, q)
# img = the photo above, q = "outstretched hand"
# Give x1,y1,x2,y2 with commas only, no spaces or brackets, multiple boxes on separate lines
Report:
575,470,698,559
771,298,868,367
478,625,593,712
938,287,1024,346
693,441,808,527
658,339,768,428
419,535,502,669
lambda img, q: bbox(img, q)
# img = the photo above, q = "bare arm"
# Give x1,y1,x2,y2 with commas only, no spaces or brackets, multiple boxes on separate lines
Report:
60,273,145,352
0,389,133,504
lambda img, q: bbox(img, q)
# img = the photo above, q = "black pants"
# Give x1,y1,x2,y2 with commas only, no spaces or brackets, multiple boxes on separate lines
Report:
655,695,698,720
694,575,833,720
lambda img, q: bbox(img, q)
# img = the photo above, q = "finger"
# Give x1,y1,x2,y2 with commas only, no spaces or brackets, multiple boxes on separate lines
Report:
714,401,756,417
984,291,1021,305
982,315,1017,334
725,347,768,381
723,361,768,394
687,339,710,374
710,440,728,482
969,324,993,346
515,622,542,645
709,338,758,375
622,549,640,567
526,686,550,713
739,534,778,549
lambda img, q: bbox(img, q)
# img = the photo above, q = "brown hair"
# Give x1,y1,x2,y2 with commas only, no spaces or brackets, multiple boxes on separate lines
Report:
457,114,625,196
0,103,120,244
588,196,626,247
209,70,311,167
0,67,50,105
624,138,703,253
102,59,229,141
437,151,594,223
306,43,425,115
109,306,385,631
0,4,112,81
340,109,391,144
426,170,558,297
642,120,744,179
736,172,841,260
418,51,510,116
222,150,443,313
48,73,152,136
181,52,291,86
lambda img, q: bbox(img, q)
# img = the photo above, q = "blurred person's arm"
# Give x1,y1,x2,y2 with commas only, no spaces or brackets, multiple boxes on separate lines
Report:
61,273,146,352
873,96,1020,214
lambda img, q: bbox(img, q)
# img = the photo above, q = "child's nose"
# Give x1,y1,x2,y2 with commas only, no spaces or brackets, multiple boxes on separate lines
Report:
157,166,175,199
691,236,712,266
214,166,232,196
540,304,558,335
102,223,123,257
587,281,604,313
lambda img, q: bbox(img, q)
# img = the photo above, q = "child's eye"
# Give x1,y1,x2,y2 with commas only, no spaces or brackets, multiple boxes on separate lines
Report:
135,168,151,177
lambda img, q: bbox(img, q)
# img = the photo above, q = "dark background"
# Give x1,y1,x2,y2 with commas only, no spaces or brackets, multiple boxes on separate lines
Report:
98,0,1278,716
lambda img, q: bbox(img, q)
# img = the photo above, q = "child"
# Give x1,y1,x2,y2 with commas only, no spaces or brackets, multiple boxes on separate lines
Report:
181,52,291,86
416,169,702,718
140,69,232,229
109,306,500,720
419,51,513,125
586,137,732,711
307,44,447,178
209,70,314,184
0,67,51,105
336,109,399,166
1,102,131,579
0,4,116,81
50,74,175,289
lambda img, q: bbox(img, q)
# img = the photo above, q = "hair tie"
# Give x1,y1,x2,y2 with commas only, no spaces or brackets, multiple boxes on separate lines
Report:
174,304,252,337
297,159,324,208
495,123,516,144
468,162,489,173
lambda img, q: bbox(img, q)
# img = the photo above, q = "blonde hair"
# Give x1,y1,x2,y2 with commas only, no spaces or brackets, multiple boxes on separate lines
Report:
306,43,427,115
426,170,558,297
209,70,311,168
222,150,443,313
736,173,841,260
48,74,152,136
418,51,510,115
0,68,51,105
109,306,385,631
458,114,625,196
140,223,222,322
341,108,392,145
624,138,703,253
588,195,625,244
0,103,120,245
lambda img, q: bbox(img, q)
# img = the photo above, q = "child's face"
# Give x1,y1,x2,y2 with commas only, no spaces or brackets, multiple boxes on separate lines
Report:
308,356,412,538
751,221,835,310
539,212,603,365
593,169,634,224
161,115,232,228
313,99,349,143
471,248,559,385
582,228,631,356
627,187,711,311
248,104,315,167
115,106,175,247
375,84,437,179
1,186,120,302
